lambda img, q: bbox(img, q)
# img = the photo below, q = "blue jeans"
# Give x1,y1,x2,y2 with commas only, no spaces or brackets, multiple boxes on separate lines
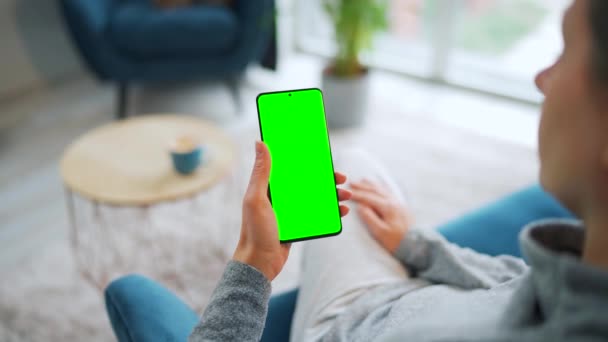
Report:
105,184,574,342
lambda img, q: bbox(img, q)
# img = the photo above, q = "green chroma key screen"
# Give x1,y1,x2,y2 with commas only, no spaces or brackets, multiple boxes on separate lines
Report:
256,88,342,243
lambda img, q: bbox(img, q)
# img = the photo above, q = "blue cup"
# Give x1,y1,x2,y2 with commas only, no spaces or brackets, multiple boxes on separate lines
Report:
170,142,203,175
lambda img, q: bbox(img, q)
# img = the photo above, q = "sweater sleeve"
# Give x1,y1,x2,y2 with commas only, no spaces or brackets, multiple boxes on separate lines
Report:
393,228,528,289
189,260,271,342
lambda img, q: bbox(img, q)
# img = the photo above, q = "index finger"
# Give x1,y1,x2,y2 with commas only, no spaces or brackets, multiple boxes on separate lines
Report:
335,172,347,185
351,189,389,216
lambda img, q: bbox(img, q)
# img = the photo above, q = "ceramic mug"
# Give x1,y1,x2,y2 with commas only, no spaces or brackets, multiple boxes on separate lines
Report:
170,136,203,175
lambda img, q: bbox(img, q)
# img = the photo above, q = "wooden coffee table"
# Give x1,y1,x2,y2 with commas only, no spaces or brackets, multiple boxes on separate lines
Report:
60,115,241,290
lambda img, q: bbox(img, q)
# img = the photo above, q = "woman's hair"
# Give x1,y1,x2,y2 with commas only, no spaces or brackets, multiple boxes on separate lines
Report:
589,0,608,82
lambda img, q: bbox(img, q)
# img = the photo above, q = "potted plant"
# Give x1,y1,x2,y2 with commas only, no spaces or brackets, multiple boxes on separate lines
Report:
322,0,388,129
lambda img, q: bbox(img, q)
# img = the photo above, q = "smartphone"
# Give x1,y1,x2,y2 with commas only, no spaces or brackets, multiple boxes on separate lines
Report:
256,88,342,243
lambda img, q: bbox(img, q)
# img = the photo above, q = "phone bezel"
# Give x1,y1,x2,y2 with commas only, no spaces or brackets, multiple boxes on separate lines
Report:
256,88,343,244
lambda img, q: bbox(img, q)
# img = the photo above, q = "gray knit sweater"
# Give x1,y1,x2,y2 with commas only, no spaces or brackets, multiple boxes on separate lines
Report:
190,219,608,341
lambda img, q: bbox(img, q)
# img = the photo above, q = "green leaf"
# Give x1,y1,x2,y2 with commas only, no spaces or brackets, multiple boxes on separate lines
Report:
325,0,388,76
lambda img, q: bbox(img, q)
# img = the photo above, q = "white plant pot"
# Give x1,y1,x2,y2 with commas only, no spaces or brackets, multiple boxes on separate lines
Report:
321,68,370,129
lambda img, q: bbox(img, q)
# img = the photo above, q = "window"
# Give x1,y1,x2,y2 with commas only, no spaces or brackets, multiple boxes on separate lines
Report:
296,0,569,103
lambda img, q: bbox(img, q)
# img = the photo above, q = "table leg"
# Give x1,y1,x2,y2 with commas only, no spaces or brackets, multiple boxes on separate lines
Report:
65,189,105,292
65,188,78,253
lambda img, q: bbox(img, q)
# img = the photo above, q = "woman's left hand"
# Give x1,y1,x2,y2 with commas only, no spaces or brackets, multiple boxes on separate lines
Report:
350,179,412,254
233,141,352,281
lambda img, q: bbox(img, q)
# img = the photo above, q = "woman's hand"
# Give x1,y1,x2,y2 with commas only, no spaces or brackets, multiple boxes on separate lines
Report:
350,179,412,254
233,141,352,281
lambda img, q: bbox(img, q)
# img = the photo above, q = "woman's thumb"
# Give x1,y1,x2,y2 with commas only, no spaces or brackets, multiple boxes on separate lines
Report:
248,141,271,194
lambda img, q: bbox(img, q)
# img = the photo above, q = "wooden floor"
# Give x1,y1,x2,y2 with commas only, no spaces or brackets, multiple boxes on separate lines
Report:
0,78,112,270
0,75,245,271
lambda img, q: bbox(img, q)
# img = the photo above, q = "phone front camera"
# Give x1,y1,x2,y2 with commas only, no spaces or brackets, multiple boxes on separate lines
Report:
289,93,292,97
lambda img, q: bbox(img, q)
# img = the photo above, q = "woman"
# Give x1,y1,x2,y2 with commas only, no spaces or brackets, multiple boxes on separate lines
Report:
108,0,608,340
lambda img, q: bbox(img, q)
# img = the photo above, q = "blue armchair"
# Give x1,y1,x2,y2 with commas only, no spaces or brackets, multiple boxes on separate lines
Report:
60,0,276,118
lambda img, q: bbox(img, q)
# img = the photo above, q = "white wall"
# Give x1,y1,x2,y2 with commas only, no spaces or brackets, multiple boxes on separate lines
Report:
0,0,85,101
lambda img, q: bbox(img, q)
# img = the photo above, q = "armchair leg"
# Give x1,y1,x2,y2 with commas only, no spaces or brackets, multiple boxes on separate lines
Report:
116,84,129,119
226,77,242,115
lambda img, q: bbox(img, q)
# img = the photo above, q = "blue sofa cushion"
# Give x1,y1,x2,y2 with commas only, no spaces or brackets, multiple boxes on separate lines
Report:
109,3,239,59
